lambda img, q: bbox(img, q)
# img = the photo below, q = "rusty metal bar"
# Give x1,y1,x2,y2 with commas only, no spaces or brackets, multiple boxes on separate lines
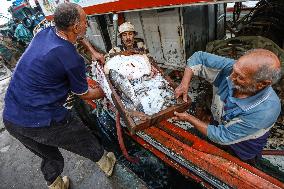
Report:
138,121,284,189
262,150,284,156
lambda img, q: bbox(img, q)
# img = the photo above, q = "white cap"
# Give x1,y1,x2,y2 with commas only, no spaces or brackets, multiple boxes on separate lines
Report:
118,22,137,36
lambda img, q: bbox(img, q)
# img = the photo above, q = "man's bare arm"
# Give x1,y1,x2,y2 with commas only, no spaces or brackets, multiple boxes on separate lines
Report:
174,67,194,102
78,87,105,100
173,112,208,135
78,38,105,64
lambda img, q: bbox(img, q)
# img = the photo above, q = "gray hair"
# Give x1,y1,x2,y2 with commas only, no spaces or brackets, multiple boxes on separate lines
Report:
244,49,281,84
54,3,80,31
253,64,281,84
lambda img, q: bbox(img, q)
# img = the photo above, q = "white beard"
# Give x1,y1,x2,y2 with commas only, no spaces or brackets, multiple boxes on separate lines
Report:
232,82,258,94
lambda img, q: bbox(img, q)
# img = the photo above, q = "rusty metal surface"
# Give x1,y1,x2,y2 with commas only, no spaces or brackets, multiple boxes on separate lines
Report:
133,121,284,189
129,132,215,189
182,4,224,59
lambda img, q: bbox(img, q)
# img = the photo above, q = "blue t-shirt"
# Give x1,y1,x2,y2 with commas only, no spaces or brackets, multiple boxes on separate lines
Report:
3,27,88,127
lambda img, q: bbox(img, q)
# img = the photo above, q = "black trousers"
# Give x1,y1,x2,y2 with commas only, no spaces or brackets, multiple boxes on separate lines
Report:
219,145,258,165
4,112,104,184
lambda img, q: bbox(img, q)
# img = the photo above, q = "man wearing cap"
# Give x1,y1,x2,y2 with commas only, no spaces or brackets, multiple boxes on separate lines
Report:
106,22,149,59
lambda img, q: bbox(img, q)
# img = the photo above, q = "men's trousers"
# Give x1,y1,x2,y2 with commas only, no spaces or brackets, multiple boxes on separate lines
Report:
4,112,104,184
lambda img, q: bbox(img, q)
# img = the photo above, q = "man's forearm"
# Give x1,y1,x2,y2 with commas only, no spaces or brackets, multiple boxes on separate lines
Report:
78,39,100,57
181,67,193,87
79,87,105,100
186,115,208,136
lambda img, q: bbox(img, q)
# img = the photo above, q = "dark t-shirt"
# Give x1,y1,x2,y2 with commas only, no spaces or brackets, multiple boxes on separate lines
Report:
3,27,88,127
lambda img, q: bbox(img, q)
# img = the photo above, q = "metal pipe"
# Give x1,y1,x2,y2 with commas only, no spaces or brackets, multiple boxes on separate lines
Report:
262,150,284,156
112,13,118,48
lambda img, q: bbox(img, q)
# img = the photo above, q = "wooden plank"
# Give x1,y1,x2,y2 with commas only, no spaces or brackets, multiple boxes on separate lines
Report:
106,77,138,134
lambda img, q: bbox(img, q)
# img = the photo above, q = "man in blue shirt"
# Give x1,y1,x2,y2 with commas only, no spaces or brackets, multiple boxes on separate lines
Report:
3,3,115,189
173,49,281,164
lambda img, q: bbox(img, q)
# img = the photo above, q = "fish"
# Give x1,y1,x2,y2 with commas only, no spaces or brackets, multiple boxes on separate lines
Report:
109,69,139,106
107,56,177,116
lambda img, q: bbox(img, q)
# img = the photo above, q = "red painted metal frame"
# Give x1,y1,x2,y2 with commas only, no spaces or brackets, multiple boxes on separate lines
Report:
130,120,284,189
45,0,214,20
129,131,214,189
83,0,212,14
160,121,284,188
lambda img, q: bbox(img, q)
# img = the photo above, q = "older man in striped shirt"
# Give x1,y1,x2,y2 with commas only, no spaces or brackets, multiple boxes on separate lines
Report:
173,49,281,164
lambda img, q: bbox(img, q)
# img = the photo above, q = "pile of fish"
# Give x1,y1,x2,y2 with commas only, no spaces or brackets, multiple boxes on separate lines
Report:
105,54,177,116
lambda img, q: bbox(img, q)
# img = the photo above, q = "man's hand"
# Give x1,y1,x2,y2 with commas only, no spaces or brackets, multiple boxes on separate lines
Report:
78,38,105,64
172,111,208,136
174,67,193,102
92,53,105,65
79,79,105,100
172,111,191,122
174,82,189,102
79,86,105,100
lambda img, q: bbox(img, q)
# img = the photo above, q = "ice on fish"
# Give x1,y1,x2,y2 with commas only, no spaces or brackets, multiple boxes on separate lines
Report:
104,55,176,116
140,89,165,115
104,54,151,79
110,72,175,115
